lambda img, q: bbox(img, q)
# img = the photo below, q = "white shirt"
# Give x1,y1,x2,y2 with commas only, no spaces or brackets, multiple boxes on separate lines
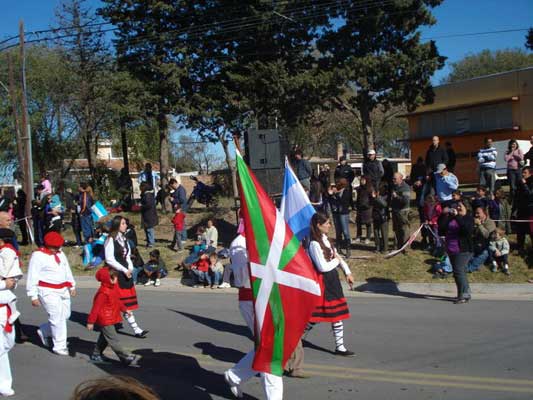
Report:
229,234,250,288
104,234,134,274
308,234,351,275
205,226,219,248
26,249,76,300
0,246,22,279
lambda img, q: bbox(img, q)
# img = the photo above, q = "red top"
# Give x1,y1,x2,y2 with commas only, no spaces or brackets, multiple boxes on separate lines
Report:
193,257,210,272
172,212,186,231
423,202,442,225
87,268,126,326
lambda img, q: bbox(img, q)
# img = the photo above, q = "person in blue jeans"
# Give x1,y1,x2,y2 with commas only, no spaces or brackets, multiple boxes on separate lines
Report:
77,182,94,243
208,252,223,289
466,207,496,273
327,178,353,258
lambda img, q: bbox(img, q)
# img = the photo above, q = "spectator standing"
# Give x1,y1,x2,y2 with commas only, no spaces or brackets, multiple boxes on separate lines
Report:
355,176,373,244
140,182,158,248
390,173,411,251
169,178,187,210
138,163,158,191
504,139,524,200
205,219,218,252
327,178,353,258
77,183,94,243
14,189,28,246
466,207,496,272
40,172,52,195
438,201,473,304
513,167,533,254
425,136,448,173
334,156,355,186
117,168,133,211
434,164,459,207
445,142,456,173
523,135,533,166
169,204,186,251
318,164,331,192
381,159,394,187
309,179,325,213
362,150,384,190
477,138,498,194
371,183,390,253
292,149,313,192
422,194,442,250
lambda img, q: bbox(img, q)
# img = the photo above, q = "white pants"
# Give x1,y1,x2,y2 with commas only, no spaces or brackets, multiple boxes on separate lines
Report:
0,352,12,394
38,288,71,352
227,300,283,400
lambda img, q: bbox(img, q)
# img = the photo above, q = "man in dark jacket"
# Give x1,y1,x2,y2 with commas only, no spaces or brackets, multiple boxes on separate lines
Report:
513,167,533,253
334,156,355,185
425,136,448,173
391,173,411,251
445,142,456,173
362,150,384,189
293,149,313,192
140,182,158,248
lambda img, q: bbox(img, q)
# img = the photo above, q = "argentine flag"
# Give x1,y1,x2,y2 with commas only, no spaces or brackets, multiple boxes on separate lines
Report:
280,157,316,241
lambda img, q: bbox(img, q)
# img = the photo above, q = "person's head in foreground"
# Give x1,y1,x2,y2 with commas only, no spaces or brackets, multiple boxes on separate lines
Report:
71,376,160,400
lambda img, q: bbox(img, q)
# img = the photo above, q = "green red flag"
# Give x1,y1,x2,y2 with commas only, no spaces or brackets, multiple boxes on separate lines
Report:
235,149,321,376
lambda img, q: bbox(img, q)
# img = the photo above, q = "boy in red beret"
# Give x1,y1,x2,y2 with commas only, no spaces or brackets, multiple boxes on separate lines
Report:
26,231,76,356
87,267,139,366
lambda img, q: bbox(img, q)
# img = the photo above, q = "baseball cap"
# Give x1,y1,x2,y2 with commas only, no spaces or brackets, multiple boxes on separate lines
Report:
435,164,447,173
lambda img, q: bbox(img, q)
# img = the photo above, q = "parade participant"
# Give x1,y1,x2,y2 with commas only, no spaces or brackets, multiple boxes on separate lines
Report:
104,215,148,338
26,231,76,355
305,212,354,356
87,267,140,366
0,275,16,396
0,230,23,326
224,230,283,399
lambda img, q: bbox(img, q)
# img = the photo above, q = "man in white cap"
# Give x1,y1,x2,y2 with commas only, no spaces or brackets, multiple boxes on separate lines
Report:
362,149,384,190
434,163,459,207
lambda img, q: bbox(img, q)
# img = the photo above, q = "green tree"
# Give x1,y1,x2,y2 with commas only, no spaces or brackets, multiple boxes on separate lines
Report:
443,49,533,83
317,0,445,153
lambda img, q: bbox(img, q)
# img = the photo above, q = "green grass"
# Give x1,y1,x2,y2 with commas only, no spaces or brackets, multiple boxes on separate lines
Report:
16,198,533,284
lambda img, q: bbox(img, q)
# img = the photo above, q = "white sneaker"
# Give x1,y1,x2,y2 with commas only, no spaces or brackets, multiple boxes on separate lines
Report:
144,280,153,286
36,329,49,347
53,348,69,356
218,282,231,289
0,388,14,397
224,370,243,398
154,279,161,287
7,311,20,325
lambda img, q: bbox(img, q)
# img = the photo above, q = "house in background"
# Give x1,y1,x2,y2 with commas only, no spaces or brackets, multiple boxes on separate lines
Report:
404,67,533,183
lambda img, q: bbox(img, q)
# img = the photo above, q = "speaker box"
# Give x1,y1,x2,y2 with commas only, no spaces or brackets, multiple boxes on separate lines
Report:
251,168,284,196
245,129,285,170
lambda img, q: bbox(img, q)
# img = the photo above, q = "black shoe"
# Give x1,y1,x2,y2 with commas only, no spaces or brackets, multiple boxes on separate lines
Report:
135,330,149,338
335,349,355,357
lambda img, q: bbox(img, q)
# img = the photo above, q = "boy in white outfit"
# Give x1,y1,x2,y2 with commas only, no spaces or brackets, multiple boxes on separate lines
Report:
0,229,23,326
224,231,283,400
0,276,16,397
27,231,76,356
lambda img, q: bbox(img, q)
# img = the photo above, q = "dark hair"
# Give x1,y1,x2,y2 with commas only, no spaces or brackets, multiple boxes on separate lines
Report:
70,376,160,400
445,141,452,146
140,182,150,193
294,149,303,157
169,178,177,185
108,269,119,279
80,182,89,190
144,163,152,170
149,249,160,261
110,215,126,238
36,184,45,191
310,212,333,261
508,139,518,151
476,185,487,193
360,176,374,192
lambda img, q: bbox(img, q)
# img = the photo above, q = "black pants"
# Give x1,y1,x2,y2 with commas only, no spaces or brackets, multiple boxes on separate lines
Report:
17,219,28,244
373,221,388,252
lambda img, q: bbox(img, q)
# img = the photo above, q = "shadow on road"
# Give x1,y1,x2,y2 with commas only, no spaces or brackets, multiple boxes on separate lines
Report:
355,277,455,301
194,341,246,364
68,336,243,400
170,309,252,339
301,339,336,355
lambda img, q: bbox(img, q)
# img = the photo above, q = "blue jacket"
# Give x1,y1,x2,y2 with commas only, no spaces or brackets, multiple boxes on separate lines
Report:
434,172,458,202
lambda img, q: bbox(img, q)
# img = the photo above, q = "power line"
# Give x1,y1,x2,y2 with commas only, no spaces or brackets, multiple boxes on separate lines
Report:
423,28,530,40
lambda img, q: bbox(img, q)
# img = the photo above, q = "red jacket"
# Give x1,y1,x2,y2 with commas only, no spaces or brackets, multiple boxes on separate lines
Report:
87,268,126,326
423,202,442,225
193,256,209,272
172,211,186,231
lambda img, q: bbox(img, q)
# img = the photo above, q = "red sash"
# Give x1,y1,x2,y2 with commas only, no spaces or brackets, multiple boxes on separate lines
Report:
38,281,72,289
0,304,12,333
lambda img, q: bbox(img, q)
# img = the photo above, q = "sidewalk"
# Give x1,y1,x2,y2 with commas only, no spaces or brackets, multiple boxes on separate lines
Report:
19,277,533,301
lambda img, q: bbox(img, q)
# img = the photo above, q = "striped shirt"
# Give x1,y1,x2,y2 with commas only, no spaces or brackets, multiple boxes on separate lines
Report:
477,147,497,169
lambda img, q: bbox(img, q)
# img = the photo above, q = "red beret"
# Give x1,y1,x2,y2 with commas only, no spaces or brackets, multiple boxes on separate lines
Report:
44,232,65,248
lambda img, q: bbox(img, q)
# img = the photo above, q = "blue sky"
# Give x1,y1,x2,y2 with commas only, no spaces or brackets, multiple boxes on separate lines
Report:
2,0,532,84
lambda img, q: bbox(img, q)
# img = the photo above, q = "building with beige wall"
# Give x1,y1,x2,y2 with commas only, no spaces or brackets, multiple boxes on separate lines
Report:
405,67,533,183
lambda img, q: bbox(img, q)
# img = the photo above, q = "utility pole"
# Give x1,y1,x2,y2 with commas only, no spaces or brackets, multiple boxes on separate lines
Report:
19,20,34,225
7,53,25,187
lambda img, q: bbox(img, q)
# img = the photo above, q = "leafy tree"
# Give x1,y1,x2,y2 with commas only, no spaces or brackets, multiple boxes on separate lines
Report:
443,49,533,84
317,0,445,153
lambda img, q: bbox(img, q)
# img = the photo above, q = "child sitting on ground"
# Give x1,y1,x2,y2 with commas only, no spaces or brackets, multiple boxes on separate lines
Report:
143,249,168,287
208,252,224,289
191,251,210,288
488,227,510,275
87,267,139,366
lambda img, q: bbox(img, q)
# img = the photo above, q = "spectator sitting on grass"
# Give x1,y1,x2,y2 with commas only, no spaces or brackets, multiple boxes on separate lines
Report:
191,251,210,288
208,252,224,289
466,207,496,273
143,249,168,287
178,227,208,271
488,227,510,275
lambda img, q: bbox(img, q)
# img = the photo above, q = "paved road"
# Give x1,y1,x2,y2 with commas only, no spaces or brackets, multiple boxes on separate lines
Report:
9,287,533,399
